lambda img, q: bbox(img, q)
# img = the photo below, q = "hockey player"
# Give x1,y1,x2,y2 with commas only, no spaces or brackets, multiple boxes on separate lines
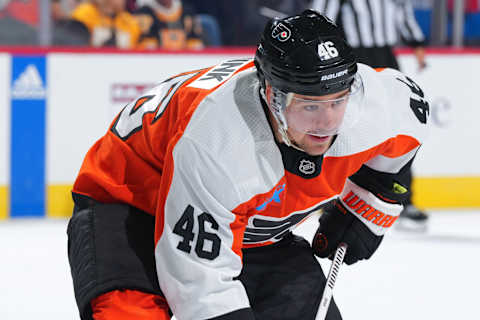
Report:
67,10,429,320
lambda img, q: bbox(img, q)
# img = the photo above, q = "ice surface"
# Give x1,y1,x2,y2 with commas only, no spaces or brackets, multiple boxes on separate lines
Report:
1,210,479,320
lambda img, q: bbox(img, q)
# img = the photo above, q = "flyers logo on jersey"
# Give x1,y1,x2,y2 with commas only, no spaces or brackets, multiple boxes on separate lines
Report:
244,211,310,244
342,191,398,228
188,59,251,90
271,23,291,42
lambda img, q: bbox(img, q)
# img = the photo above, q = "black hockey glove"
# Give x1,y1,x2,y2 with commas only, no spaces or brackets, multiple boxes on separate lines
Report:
313,200,383,265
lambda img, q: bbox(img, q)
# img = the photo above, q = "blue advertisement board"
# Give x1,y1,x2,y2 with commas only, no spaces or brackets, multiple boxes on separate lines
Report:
10,56,47,217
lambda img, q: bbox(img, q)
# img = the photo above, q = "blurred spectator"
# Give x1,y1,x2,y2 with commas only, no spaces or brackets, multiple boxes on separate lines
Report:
52,19,90,46
126,0,136,12
0,0,38,45
51,0,91,46
71,0,141,49
133,0,203,50
0,0,38,25
194,13,220,46
196,0,246,46
52,0,70,21
182,0,221,46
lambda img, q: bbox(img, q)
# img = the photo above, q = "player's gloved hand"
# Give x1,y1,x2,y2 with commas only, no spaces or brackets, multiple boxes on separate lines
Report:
312,200,383,265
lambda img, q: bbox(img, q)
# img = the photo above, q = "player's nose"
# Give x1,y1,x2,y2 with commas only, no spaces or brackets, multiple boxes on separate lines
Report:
314,107,340,131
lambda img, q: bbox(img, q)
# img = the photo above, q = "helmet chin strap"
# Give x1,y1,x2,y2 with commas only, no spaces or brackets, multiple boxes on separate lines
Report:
260,87,305,152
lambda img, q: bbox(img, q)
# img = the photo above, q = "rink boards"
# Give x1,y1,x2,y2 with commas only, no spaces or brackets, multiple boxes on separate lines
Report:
0,49,478,218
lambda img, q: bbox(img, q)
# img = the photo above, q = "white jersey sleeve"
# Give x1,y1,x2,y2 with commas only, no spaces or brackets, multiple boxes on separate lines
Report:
365,66,430,173
333,64,430,235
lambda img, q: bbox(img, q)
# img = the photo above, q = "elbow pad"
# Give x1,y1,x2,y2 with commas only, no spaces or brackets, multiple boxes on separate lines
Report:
67,203,163,319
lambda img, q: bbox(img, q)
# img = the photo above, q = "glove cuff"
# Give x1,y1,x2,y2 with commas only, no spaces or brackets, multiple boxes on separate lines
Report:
339,179,402,236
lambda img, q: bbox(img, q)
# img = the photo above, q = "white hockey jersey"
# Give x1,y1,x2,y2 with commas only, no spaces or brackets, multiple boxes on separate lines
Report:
73,59,429,319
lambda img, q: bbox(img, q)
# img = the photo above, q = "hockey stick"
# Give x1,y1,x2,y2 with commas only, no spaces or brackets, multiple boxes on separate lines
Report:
315,243,348,320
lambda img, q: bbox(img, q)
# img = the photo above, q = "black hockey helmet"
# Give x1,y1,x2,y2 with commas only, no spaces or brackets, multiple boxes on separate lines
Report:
255,9,357,96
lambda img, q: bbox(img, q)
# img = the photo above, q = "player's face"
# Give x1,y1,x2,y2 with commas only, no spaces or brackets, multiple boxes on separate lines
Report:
285,89,349,155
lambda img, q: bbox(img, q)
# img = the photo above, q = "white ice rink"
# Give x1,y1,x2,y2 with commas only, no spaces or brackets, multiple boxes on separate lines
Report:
1,210,479,320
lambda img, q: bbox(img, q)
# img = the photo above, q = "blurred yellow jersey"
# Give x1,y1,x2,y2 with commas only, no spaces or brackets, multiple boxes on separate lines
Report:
71,2,141,49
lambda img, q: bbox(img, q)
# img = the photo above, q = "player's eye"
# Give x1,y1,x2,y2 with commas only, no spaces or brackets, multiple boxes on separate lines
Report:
332,96,348,107
304,104,319,112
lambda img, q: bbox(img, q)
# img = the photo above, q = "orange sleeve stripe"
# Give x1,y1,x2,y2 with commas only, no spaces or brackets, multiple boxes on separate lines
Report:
381,135,421,158
321,135,421,195
239,60,256,73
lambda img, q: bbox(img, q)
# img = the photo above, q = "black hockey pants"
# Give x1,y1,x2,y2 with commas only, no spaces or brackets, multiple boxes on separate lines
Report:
237,233,342,320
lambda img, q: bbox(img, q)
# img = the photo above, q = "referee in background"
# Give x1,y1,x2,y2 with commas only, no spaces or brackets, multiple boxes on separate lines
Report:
312,0,428,230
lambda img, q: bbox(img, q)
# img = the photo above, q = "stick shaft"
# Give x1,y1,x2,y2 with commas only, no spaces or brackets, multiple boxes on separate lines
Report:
315,243,348,320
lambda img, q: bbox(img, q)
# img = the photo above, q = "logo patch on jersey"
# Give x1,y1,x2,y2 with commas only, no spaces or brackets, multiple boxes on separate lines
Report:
244,199,335,244
256,184,285,211
244,211,310,244
299,159,315,175
271,22,291,42
188,58,251,90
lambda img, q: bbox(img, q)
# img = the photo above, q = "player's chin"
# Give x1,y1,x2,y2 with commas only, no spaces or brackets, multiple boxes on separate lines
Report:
303,135,332,155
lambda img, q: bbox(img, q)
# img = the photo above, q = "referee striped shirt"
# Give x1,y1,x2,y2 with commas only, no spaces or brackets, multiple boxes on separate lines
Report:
311,0,425,48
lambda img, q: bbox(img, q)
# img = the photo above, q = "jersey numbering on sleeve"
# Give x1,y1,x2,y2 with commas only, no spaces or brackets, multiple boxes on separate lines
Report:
111,71,200,140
